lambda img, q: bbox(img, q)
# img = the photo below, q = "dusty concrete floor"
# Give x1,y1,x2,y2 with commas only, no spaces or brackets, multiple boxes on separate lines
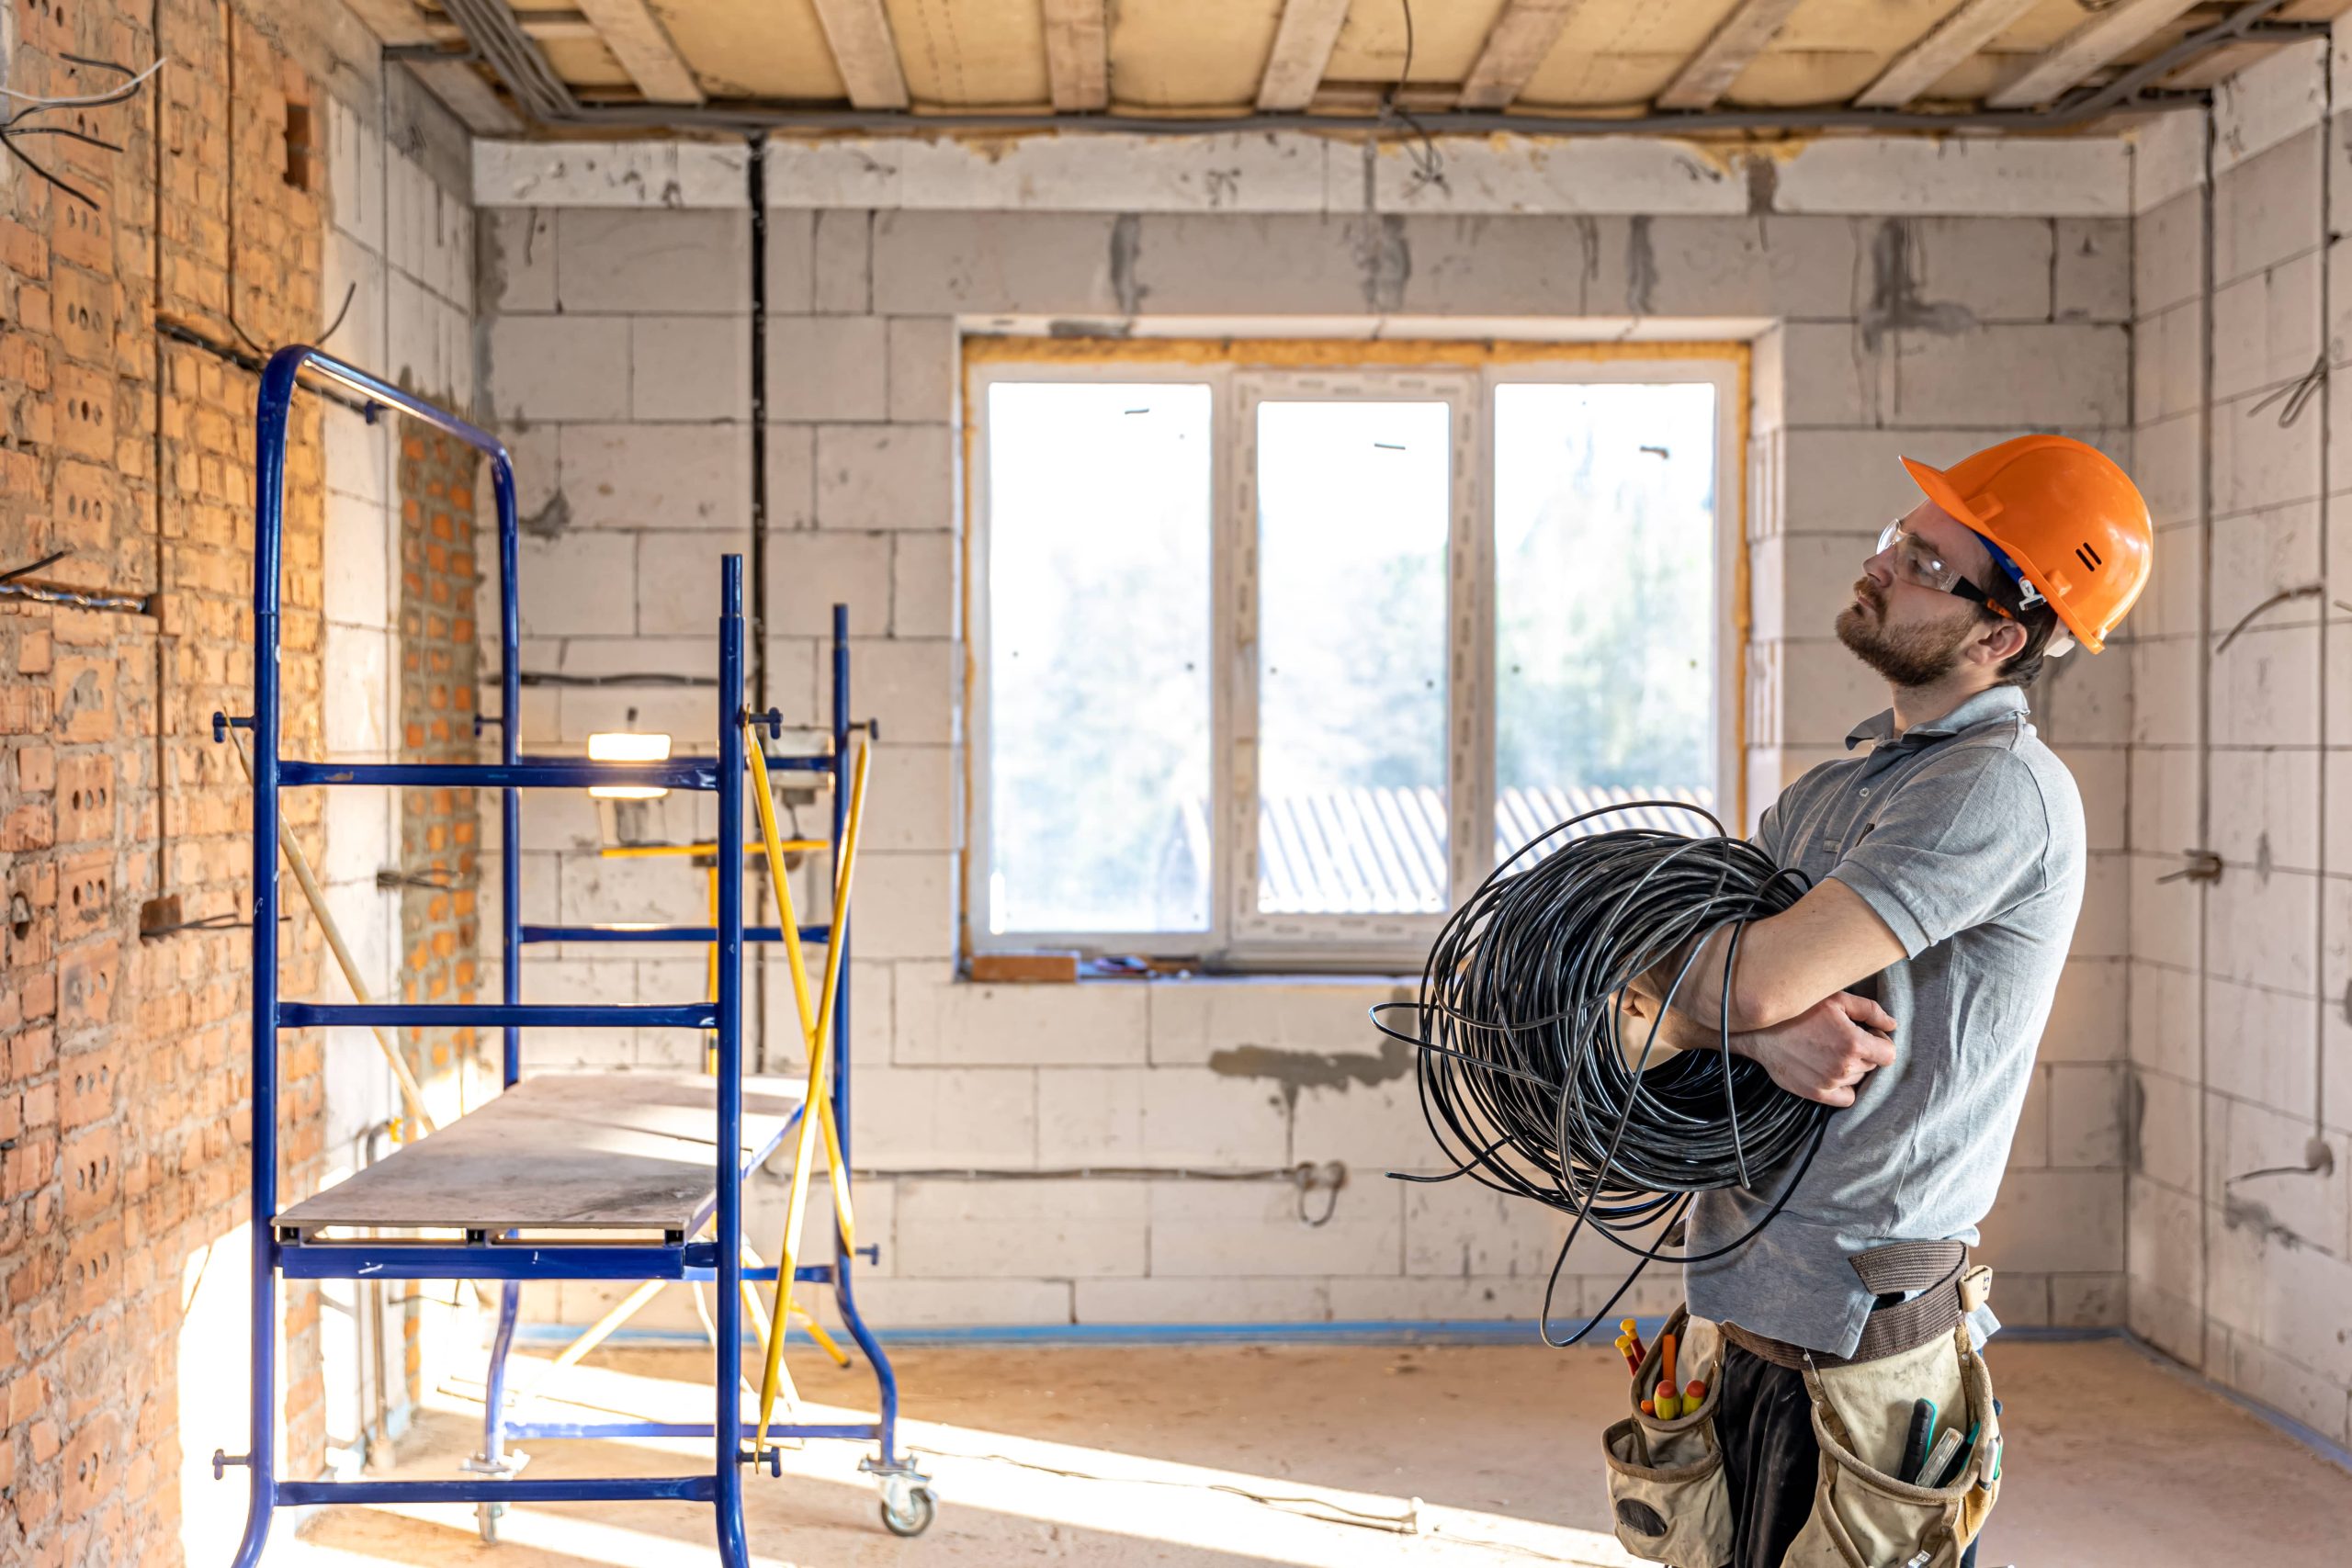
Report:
266,1337,2352,1568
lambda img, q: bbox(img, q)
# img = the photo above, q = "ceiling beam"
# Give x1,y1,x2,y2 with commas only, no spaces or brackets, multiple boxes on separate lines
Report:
1256,0,1353,112
408,58,526,133
1985,0,2203,109
1459,0,1585,110
1855,0,2044,108
809,0,912,110
1041,0,1110,112
1654,0,1808,111
343,0,525,132
575,0,704,105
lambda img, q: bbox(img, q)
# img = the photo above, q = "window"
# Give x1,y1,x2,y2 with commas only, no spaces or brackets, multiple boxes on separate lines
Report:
971,351,1739,967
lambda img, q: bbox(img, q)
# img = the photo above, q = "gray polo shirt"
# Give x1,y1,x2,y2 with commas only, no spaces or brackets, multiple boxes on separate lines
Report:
1684,685,2085,1357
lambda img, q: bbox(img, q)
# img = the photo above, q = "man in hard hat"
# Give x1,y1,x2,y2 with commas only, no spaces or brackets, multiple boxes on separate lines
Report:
1626,434,2153,1568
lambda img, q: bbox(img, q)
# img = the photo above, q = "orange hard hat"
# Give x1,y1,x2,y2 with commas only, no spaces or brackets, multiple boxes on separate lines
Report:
1899,434,2152,654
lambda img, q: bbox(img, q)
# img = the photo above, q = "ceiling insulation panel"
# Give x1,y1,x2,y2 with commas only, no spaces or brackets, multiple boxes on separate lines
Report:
1517,0,1755,105
1730,51,1906,107
650,0,846,101
885,0,1053,107
1771,0,1967,54
1323,0,1514,85
1110,0,1289,109
537,34,633,91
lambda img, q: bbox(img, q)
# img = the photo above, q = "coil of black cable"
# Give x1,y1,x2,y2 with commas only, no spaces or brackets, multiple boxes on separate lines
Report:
1372,802,1832,1345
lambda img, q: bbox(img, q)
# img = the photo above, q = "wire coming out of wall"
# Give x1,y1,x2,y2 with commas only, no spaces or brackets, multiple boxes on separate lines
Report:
1374,803,1830,1345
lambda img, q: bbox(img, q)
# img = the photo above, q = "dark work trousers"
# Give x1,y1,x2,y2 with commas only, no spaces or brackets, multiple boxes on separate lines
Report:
1712,1343,1981,1568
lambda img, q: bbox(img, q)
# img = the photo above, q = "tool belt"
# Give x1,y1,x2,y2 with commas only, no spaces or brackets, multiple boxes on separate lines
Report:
1599,1245,2004,1568
1722,1239,1994,1371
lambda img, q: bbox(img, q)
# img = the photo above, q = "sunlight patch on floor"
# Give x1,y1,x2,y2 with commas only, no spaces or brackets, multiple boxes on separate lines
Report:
273,1348,1645,1568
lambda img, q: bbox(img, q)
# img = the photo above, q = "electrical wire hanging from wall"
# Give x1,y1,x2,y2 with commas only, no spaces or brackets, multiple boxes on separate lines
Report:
1372,802,1831,1346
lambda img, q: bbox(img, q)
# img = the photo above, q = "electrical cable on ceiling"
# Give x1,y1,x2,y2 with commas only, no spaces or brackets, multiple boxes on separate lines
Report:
1372,802,1831,1347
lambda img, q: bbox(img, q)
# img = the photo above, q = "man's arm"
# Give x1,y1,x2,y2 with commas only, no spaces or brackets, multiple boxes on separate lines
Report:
1623,971,1900,1106
1643,876,1908,1035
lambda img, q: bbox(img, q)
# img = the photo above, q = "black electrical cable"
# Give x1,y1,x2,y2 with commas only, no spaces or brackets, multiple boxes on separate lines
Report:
1372,800,1833,1347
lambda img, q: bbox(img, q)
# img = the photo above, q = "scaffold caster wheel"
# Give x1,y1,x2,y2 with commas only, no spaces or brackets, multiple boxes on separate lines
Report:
878,1484,935,1538
477,1499,503,1544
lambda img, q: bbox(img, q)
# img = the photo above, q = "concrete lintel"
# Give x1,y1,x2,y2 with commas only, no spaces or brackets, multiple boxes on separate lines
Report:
479,132,2133,219
1770,136,2132,217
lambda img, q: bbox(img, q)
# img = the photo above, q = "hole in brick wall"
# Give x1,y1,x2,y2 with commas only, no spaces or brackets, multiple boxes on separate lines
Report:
284,103,312,191
8,893,29,941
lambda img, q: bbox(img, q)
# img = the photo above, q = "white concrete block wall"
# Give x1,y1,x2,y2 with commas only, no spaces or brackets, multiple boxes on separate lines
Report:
479,135,2137,1334
2122,31,2352,1449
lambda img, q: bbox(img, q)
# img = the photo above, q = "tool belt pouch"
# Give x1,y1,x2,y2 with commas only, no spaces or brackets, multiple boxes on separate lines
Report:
1600,1304,1730,1566
1781,1321,2003,1568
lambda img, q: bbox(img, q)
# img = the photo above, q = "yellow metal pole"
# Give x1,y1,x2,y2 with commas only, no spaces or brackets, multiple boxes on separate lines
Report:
744,728,854,1235
600,840,827,860
755,739,871,1450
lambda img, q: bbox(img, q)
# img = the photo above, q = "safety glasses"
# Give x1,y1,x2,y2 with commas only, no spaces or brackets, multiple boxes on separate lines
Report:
1873,520,2020,621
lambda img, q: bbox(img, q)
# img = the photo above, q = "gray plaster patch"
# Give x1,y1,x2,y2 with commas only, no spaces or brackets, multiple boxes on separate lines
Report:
1208,1037,1415,1113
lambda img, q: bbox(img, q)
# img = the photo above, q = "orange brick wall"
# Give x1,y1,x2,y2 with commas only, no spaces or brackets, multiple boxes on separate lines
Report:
2,1,338,1560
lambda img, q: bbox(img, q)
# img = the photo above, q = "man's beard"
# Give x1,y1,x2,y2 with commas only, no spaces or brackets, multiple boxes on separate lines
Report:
1835,580,1974,687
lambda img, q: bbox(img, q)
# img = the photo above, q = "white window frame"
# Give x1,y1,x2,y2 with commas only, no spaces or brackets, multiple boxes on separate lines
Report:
966,351,1743,971
1227,368,1481,964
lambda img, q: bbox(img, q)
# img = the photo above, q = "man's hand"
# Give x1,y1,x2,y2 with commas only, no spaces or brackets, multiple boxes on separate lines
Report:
1731,992,1897,1107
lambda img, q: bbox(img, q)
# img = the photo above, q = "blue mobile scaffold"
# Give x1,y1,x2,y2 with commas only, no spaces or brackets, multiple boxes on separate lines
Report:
216,345,930,1566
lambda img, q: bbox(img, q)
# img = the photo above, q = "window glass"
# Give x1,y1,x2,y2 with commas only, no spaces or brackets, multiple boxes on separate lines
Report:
1253,400,1452,915
986,382,1213,933
1493,382,1719,862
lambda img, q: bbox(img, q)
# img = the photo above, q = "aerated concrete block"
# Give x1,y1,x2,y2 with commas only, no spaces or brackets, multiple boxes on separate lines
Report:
2211,252,2322,403
2133,190,2205,321
871,210,1124,316
842,638,954,750
1146,977,1408,1066
814,424,953,532
2203,980,2322,1121
1574,215,1858,321
844,853,956,962
1401,1180,1566,1280
2047,1063,2126,1168
847,1059,1037,1168
2039,957,2126,1064
1074,1277,1332,1324
765,531,889,636
2213,386,2322,521
2214,127,2323,287
2207,745,2322,871
812,210,872,313
637,530,754,637
555,209,748,315
1975,1169,2123,1274
2212,622,2322,748
896,976,1148,1066
854,741,956,854
486,314,630,423
890,533,956,638
516,531,635,637
631,315,751,422
2208,863,2322,993
1888,322,2127,429
557,423,749,532
887,317,956,424
767,316,887,422
1147,1179,1403,1278
894,1179,1148,1279
479,208,553,314
2054,218,2131,322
